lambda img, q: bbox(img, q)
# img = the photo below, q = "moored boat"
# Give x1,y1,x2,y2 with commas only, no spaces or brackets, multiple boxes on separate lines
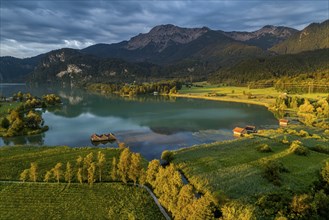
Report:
90,133,116,142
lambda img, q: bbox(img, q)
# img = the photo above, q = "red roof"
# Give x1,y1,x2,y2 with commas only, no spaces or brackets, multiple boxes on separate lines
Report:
233,127,245,133
279,119,289,123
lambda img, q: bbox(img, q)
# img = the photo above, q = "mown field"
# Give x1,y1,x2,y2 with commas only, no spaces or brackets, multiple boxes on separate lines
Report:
0,146,128,181
176,83,329,107
0,182,165,220
172,126,329,200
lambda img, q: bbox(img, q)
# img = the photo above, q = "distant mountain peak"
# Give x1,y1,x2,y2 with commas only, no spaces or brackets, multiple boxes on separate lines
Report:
125,24,209,51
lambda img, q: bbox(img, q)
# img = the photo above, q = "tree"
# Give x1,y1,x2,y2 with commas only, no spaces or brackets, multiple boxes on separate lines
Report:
117,148,131,183
65,162,73,183
53,162,63,183
44,170,52,182
77,168,83,184
111,157,118,181
97,151,106,182
20,169,29,182
87,162,96,186
175,184,195,219
29,162,38,182
129,153,142,185
8,110,20,124
0,117,10,129
25,110,43,129
139,168,147,186
321,162,329,184
146,159,160,187
161,150,174,163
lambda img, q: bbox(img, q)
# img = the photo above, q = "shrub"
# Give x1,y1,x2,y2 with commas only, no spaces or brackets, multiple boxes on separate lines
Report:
289,141,309,156
298,130,309,137
0,117,10,129
311,145,329,155
257,144,273,153
282,136,289,144
262,160,288,186
161,150,174,163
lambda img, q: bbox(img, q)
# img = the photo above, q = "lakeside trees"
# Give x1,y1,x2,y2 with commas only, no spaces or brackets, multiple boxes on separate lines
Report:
0,92,61,137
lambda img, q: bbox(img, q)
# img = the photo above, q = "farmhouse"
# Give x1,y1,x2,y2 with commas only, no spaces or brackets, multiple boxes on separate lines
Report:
279,119,289,126
233,127,246,136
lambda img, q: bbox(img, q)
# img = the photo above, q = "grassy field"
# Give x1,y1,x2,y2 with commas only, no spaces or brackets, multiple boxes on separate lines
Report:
0,146,133,181
172,126,329,200
0,182,165,220
175,83,329,107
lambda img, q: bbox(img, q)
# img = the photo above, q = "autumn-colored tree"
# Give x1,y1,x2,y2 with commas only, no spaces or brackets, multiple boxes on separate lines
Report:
65,162,73,183
84,152,94,180
111,157,118,181
29,162,38,182
87,162,96,186
44,170,52,182
25,110,43,129
77,168,83,184
129,153,142,185
97,151,106,182
174,184,195,219
20,169,29,182
118,148,131,183
146,159,160,188
139,169,147,186
154,164,183,214
53,162,63,183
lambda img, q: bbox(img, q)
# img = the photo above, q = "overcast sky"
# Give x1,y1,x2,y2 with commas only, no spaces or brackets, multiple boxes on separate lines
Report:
1,0,328,58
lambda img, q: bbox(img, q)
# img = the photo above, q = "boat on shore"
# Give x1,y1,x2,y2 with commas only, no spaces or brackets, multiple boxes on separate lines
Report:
90,133,116,142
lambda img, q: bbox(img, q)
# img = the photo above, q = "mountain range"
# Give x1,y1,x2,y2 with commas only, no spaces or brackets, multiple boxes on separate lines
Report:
1,19,328,85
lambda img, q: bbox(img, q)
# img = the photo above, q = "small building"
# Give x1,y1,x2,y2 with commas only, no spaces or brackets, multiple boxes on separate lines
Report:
279,119,289,126
233,127,246,137
153,91,159,96
245,125,257,134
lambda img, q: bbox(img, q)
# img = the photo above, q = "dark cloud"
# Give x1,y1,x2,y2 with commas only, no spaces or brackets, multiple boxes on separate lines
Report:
0,0,328,58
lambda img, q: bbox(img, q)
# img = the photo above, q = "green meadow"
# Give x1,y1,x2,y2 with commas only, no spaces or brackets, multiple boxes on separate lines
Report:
172,126,329,200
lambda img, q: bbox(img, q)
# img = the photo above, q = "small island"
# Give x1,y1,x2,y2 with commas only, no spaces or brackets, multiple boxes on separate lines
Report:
0,92,62,137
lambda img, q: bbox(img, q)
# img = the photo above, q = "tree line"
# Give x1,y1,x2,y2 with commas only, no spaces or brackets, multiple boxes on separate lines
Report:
87,81,182,97
19,148,216,219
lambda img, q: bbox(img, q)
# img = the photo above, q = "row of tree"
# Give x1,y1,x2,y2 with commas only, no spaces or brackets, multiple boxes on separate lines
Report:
87,81,182,96
19,148,216,219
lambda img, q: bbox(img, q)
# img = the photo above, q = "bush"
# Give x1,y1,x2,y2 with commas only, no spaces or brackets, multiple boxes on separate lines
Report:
0,117,10,129
298,130,309,137
257,144,273,153
161,150,174,163
289,141,309,156
311,145,329,155
262,160,289,186
282,136,289,144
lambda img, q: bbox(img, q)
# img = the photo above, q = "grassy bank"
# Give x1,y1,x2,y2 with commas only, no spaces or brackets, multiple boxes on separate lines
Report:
172,125,329,200
0,182,165,220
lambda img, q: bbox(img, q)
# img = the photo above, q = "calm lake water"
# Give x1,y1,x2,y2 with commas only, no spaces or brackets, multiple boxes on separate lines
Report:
0,84,278,160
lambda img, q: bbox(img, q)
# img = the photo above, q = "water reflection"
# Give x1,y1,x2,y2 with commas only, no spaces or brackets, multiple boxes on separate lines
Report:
0,85,278,160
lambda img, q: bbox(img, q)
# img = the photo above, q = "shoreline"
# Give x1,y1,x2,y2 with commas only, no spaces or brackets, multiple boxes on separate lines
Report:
170,93,271,108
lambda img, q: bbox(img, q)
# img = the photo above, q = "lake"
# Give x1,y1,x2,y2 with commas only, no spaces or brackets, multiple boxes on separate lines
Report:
0,84,278,160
